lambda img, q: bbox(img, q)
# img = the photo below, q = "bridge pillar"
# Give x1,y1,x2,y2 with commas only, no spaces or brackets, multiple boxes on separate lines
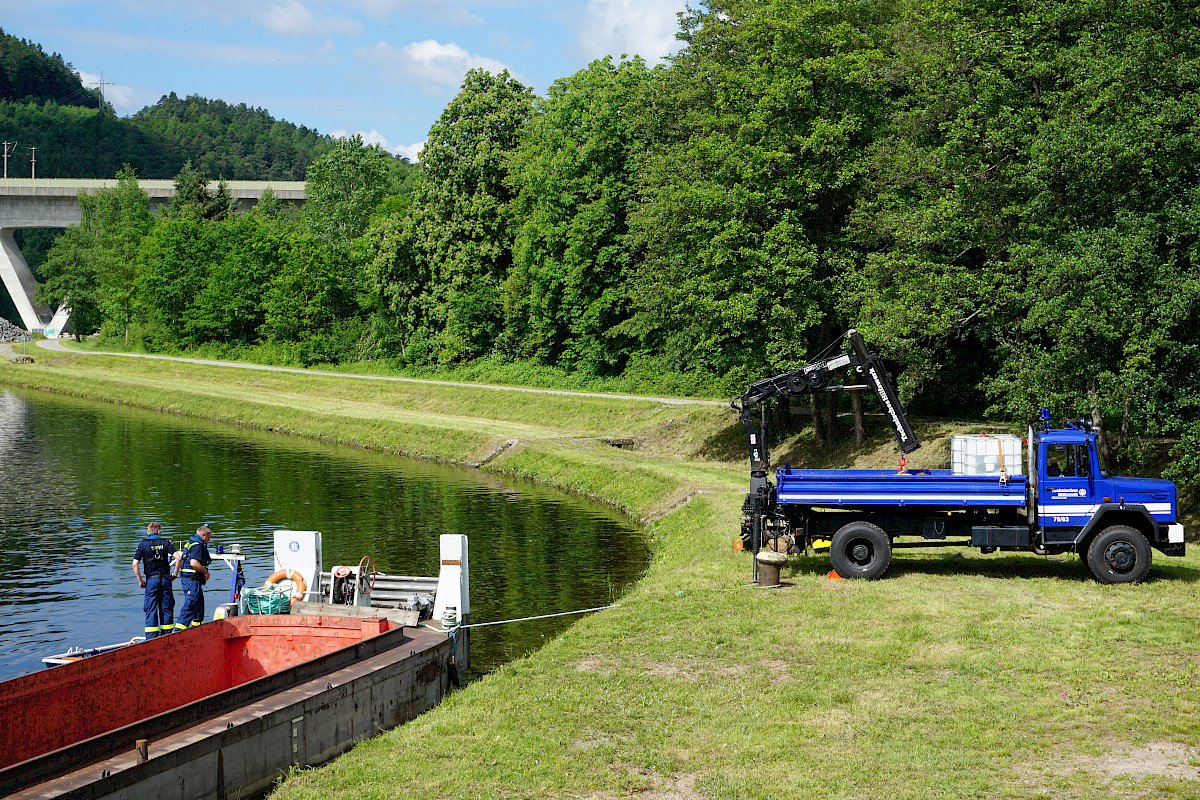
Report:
0,228,59,334
0,189,83,336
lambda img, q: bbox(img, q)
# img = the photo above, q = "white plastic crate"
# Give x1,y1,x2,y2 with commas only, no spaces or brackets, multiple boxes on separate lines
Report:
951,434,1023,477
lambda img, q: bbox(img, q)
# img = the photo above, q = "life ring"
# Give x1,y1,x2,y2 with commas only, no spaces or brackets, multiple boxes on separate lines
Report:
263,569,307,603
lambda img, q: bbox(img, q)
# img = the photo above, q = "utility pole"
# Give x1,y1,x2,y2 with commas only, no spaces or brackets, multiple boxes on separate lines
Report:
1,141,13,178
94,73,113,113
29,146,36,179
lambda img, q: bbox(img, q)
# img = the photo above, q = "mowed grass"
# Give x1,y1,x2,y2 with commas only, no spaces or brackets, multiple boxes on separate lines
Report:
2,347,1198,799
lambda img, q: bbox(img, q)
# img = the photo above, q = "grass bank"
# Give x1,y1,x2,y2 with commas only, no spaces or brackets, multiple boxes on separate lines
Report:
2,346,1198,799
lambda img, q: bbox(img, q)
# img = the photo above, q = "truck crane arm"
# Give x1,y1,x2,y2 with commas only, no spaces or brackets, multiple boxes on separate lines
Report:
732,329,920,563
732,329,920,471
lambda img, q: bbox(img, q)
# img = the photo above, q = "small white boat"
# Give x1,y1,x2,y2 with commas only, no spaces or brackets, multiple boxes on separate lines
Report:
41,637,146,667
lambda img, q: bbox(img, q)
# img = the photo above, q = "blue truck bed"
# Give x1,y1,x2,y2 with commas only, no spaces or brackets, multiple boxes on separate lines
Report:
774,468,1028,508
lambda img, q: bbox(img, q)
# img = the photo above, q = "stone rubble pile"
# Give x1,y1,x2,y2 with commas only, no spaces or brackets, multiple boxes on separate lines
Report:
0,316,32,342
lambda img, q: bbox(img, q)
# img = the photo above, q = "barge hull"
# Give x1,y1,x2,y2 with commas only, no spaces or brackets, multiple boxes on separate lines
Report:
3,621,451,800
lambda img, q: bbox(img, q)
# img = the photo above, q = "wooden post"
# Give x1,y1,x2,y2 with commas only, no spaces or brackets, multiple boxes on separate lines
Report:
851,390,865,448
824,393,838,445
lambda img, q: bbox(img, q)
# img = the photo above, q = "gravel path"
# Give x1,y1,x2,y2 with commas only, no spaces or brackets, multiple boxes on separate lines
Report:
34,338,727,407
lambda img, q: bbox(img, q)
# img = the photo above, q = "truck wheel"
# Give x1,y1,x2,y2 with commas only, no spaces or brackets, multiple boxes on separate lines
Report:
830,522,892,580
1086,526,1152,584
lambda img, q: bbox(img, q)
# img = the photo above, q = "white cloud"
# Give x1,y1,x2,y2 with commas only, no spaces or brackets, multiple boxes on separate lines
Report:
578,0,686,64
355,39,514,95
332,128,424,163
351,0,414,20
347,0,479,24
261,0,361,37
67,28,317,66
490,30,531,51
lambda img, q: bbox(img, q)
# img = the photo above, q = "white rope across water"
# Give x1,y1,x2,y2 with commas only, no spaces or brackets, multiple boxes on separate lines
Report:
429,604,620,631
460,604,620,628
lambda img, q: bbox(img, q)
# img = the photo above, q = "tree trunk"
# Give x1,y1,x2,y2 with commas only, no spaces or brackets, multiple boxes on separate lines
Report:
824,393,838,446
809,395,825,447
851,390,865,448
1118,397,1130,452
1087,381,1112,465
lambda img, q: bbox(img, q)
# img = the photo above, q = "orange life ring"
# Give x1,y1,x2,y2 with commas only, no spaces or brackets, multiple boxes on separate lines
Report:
263,569,307,603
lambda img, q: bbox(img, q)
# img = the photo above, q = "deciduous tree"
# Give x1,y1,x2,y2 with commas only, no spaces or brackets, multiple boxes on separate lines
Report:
403,69,534,362
503,57,653,374
303,134,394,245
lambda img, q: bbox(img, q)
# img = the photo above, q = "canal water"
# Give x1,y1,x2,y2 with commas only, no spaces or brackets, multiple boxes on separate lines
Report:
0,387,648,681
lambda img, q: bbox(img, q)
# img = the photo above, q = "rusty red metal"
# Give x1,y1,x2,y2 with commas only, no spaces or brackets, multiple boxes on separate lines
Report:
0,615,396,771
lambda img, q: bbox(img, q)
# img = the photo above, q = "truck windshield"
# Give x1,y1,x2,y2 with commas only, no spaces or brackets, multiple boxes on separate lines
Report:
1094,442,1112,478
1046,443,1094,478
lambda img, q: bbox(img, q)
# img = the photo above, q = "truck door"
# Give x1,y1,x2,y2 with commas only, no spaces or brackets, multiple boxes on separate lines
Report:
1039,442,1096,528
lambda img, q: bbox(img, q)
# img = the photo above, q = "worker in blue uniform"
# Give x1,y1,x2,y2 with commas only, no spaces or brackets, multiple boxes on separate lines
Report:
175,524,213,630
132,521,178,638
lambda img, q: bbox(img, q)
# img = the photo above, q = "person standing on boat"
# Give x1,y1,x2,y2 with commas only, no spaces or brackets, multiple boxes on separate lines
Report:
132,521,178,639
176,524,213,630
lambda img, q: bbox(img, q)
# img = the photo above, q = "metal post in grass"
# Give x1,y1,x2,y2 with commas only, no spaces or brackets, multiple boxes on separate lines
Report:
756,550,786,587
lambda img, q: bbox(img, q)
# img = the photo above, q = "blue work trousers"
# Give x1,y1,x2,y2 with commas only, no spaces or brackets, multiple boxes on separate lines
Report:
143,573,175,638
177,576,205,630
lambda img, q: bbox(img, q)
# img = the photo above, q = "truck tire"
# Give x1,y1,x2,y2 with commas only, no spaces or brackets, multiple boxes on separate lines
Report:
830,522,892,580
1086,525,1152,584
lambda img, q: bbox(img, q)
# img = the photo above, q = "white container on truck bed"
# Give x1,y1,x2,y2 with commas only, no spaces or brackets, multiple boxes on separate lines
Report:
951,434,1023,477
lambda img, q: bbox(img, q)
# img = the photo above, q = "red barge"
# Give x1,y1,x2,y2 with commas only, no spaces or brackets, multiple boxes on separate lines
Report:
0,533,470,800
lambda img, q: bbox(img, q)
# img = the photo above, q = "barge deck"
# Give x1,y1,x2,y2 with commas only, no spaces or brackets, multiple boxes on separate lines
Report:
1,612,452,800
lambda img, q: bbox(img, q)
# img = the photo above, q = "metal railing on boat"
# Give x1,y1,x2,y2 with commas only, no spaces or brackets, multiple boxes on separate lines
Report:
316,571,437,609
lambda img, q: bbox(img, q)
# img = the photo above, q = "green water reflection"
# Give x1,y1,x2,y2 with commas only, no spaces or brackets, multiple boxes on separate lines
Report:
0,388,648,680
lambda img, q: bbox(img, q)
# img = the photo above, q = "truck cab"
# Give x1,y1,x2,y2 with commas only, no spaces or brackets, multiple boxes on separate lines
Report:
1032,424,1185,582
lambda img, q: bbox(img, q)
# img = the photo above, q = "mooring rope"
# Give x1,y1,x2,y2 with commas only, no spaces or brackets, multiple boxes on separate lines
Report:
460,603,619,628
425,603,619,632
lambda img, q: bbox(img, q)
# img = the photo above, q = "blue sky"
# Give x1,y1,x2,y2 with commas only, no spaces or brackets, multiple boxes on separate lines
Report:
0,0,688,162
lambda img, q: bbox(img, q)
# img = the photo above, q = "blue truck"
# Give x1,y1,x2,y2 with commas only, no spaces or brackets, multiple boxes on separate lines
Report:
733,331,1186,582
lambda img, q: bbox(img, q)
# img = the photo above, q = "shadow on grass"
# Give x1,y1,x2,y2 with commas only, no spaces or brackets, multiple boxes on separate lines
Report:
694,415,745,462
776,551,1200,584
886,555,1092,582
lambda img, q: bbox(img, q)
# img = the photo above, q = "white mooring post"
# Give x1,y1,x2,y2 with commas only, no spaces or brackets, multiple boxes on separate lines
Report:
432,534,469,671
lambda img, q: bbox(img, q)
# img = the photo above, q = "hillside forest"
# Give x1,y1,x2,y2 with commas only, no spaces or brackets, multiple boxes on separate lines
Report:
0,28,338,181
8,0,1200,490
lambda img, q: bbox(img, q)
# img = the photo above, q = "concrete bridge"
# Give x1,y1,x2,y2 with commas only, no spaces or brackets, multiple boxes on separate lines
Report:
0,178,307,336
